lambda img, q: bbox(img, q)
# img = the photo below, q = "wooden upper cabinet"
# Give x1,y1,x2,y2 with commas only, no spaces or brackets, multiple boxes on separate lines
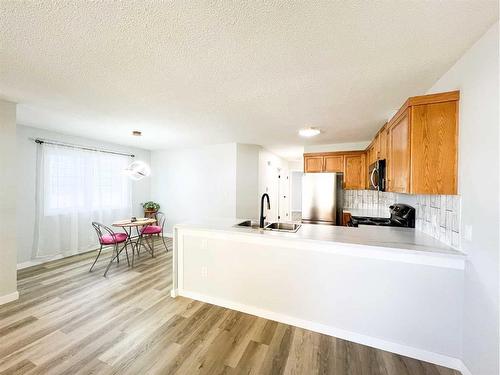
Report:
378,125,388,160
304,152,365,189
410,101,458,194
344,153,366,190
303,91,458,195
387,110,411,193
386,90,459,195
324,155,343,172
304,155,324,173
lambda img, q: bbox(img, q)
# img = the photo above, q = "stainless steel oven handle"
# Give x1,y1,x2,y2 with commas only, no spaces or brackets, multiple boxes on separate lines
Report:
370,168,378,190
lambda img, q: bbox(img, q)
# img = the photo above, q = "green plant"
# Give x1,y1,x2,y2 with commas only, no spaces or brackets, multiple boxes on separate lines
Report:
142,201,160,211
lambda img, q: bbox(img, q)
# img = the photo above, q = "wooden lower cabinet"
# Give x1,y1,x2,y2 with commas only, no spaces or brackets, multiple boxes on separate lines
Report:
342,211,352,226
344,153,366,190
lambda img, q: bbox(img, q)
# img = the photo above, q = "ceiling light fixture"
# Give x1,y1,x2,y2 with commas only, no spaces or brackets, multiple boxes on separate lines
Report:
132,130,142,136
299,127,321,137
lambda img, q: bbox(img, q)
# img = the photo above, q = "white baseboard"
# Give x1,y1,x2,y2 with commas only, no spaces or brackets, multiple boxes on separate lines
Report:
179,289,465,373
17,255,63,270
170,289,178,297
0,291,19,305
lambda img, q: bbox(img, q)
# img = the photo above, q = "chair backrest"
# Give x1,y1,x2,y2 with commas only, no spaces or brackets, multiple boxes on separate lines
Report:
155,212,166,231
92,222,116,243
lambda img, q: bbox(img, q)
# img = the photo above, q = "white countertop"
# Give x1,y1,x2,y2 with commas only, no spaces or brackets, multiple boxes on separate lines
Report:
343,207,391,218
174,218,465,260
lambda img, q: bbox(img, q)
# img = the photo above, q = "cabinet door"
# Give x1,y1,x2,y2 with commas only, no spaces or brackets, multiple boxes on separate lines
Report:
388,111,410,193
324,155,343,172
344,154,366,189
410,101,458,194
378,126,388,160
304,156,324,172
373,135,381,161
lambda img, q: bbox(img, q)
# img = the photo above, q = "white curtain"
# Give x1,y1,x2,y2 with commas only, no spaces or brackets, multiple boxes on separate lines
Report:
33,143,132,259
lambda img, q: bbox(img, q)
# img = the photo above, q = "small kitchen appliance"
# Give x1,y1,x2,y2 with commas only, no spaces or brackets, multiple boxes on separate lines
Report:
368,159,386,191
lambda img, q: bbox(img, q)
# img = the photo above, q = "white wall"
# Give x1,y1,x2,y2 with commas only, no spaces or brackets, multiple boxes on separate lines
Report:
236,144,260,220
304,141,370,153
151,143,239,234
0,100,18,303
258,149,290,222
427,23,499,375
290,171,303,212
16,125,152,265
177,230,464,367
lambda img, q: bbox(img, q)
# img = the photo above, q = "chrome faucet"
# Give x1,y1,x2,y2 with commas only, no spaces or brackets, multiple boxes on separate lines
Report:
260,193,270,228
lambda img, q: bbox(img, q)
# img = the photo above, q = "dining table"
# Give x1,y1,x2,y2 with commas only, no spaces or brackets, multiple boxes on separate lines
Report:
112,217,157,267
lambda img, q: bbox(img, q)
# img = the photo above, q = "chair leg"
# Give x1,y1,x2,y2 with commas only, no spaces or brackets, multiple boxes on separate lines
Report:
124,243,130,267
89,245,103,272
132,242,135,267
104,244,120,277
161,234,169,252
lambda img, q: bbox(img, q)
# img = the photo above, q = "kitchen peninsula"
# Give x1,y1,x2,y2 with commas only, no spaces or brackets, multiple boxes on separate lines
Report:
172,219,465,368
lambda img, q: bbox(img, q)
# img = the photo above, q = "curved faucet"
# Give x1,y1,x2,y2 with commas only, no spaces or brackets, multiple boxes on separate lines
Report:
260,193,271,228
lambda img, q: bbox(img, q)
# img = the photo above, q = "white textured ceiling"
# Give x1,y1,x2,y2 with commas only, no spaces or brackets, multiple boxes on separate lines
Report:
1,1,497,159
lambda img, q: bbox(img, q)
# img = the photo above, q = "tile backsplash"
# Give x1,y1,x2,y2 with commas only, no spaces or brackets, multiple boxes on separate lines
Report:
344,190,461,249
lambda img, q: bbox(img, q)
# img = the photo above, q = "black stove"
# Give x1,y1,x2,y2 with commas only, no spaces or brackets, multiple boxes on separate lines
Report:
348,204,415,228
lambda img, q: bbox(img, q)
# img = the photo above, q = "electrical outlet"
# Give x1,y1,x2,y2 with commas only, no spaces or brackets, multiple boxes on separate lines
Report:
201,266,208,279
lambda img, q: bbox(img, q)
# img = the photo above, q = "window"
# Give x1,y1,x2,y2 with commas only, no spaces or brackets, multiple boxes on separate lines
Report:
43,145,131,216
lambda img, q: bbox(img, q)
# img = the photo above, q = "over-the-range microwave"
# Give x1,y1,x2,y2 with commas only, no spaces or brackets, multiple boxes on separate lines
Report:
368,159,386,191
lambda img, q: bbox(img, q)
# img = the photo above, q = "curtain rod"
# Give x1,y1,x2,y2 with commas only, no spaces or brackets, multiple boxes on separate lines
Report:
32,138,135,158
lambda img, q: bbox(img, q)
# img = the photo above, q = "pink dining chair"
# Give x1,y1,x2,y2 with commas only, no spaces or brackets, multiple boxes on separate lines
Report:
135,212,168,264
91,222,130,277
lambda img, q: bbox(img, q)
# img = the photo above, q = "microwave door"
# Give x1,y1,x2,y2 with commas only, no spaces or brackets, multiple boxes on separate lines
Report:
370,167,379,190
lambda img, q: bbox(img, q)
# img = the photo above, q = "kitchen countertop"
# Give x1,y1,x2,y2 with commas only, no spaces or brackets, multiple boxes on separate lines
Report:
343,207,391,218
174,218,465,262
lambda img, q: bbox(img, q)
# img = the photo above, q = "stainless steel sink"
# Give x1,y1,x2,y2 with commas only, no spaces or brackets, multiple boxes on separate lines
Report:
264,222,301,232
235,220,261,229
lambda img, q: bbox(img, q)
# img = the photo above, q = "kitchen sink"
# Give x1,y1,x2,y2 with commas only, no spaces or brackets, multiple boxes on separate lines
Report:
235,220,261,229
264,222,301,232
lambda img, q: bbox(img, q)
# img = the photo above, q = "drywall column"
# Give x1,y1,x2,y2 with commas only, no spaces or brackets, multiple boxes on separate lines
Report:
236,144,260,219
427,22,499,375
0,99,18,304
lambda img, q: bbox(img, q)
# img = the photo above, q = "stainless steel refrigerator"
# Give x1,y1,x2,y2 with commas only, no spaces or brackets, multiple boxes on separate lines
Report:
301,173,344,225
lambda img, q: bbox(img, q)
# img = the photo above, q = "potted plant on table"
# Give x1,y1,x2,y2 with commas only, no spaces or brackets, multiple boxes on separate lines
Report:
142,201,160,219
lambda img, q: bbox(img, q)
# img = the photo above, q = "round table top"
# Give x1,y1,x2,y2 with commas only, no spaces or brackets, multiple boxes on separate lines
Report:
112,218,157,227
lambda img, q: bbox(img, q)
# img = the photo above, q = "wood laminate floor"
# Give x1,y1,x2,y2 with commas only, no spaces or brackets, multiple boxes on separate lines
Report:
0,238,460,375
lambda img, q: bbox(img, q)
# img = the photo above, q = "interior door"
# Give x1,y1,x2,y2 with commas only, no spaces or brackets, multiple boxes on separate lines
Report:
278,171,290,221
